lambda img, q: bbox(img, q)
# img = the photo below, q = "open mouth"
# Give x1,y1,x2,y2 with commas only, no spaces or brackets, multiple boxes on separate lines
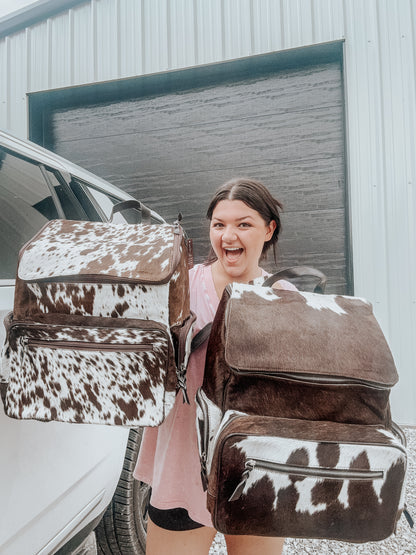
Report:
224,247,243,262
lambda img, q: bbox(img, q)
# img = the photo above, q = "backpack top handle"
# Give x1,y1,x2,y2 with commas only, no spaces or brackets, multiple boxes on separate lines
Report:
109,199,153,225
263,266,327,294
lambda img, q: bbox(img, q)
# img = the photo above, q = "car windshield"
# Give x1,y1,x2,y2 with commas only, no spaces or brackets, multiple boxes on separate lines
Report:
0,148,59,279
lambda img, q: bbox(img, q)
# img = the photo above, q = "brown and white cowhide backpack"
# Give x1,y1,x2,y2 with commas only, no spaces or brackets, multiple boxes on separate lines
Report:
1,211,195,426
196,279,411,542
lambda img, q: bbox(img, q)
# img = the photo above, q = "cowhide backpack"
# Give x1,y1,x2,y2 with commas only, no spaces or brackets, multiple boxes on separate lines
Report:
195,272,412,543
1,201,195,426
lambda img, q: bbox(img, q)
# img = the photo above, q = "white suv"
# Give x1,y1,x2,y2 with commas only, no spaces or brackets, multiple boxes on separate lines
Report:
0,130,155,555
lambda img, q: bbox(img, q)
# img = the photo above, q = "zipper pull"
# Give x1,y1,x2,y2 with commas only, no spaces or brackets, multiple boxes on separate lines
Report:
403,504,414,528
200,452,208,491
176,365,189,404
228,460,255,502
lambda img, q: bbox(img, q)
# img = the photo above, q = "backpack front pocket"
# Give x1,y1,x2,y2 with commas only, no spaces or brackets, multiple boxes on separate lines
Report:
6,318,176,426
209,414,407,542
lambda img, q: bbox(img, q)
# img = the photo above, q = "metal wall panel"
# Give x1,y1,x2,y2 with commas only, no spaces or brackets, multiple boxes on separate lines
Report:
169,0,197,68
195,0,223,63
118,0,143,77
341,0,416,423
27,22,49,91
143,0,169,73
0,37,9,129
70,2,94,83
6,32,28,134
0,0,415,423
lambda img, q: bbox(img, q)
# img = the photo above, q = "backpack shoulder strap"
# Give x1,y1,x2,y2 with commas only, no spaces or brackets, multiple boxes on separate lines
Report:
191,323,213,353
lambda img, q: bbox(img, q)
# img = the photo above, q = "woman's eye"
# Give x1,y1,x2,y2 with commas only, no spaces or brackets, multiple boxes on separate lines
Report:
212,222,224,228
239,222,251,228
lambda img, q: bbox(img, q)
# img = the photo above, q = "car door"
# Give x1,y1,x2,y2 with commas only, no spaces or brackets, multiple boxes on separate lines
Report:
0,146,129,555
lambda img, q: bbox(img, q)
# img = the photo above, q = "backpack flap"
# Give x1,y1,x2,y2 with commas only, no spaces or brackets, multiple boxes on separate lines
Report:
17,219,183,285
13,219,190,328
224,284,398,389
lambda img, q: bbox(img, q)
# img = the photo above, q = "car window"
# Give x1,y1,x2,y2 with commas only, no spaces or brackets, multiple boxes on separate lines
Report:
69,177,103,221
81,183,129,224
44,169,87,221
0,148,59,279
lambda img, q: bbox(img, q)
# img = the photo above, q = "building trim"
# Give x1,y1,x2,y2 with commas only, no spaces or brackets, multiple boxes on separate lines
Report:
0,0,87,38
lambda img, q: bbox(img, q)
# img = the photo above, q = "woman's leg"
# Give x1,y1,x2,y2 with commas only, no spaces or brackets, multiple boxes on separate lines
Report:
146,517,217,555
224,534,285,555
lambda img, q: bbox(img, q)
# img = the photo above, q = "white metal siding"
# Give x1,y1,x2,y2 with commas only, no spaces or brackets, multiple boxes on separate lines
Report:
0,0,415,424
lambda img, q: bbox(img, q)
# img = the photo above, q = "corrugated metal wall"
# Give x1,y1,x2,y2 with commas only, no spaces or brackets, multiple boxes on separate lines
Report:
0,0,415,424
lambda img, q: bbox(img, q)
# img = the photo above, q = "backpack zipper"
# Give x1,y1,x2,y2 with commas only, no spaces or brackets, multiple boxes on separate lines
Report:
196,389,210,488
228,458,384,502
23,338,152,352
231,368,390,391
175,313,196,405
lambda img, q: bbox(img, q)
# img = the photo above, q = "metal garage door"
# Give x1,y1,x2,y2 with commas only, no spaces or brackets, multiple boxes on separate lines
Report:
37,50,350,294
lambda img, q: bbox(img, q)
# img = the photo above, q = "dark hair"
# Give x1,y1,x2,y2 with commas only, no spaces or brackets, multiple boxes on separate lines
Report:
205,177,283,264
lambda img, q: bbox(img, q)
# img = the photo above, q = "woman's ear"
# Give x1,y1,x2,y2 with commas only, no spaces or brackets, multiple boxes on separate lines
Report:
265,220,277,241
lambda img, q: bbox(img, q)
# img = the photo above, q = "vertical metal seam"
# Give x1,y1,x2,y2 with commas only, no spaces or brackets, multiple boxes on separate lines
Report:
375,0,393,337
68,8,74,84
47,18,52,89
91,0,97,82
410,0,416,147
166,0,171,69
141,0,145,75
193,0,199,65
26,28,31,93
220,0,226,60
310,0,316,44
249,0,254,55
5,36,11,129
279,0,285,50
116,0,121,77
267,0,272,52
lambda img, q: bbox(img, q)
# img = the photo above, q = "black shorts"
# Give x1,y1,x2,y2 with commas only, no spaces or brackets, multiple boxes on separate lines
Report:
148,504,204,531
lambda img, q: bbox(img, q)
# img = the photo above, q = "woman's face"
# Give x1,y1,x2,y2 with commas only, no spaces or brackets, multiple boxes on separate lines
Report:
209,199,276,283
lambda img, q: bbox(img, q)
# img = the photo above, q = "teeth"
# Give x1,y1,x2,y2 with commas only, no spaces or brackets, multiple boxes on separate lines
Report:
225,248,241,251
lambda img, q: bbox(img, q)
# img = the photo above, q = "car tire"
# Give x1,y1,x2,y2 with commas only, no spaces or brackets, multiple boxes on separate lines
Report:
95,428,151,555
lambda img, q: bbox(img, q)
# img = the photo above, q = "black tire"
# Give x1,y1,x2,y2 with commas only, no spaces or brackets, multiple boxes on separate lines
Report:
95,428,151,554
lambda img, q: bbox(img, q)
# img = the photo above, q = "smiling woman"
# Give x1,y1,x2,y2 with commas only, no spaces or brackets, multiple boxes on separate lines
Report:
134,177,293,555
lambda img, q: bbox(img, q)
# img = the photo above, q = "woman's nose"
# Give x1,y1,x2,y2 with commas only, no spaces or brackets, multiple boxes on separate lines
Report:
222,225,237,242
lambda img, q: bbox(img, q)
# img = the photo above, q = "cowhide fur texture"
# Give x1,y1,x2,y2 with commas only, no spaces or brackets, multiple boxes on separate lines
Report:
196,282,407,542
2,219,193,426
208,412,406,542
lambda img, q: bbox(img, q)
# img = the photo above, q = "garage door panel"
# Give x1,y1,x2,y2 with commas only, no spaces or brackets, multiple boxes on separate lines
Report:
127,157,345,226
280,210,346,256
55,106,343,181
51,64,342,143
47,58,350,294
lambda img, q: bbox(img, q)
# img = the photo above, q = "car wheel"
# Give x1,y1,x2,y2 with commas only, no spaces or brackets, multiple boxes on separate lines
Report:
95,428,151,554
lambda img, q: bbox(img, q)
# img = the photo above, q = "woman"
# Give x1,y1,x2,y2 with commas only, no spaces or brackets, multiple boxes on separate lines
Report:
134,177,296,554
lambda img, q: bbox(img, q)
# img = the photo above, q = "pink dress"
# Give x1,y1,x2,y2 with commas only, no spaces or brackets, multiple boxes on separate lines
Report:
133,263,296,527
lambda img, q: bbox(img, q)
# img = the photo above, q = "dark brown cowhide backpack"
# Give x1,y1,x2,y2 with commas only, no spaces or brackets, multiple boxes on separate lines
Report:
195,272,412,543
1,201,195,426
